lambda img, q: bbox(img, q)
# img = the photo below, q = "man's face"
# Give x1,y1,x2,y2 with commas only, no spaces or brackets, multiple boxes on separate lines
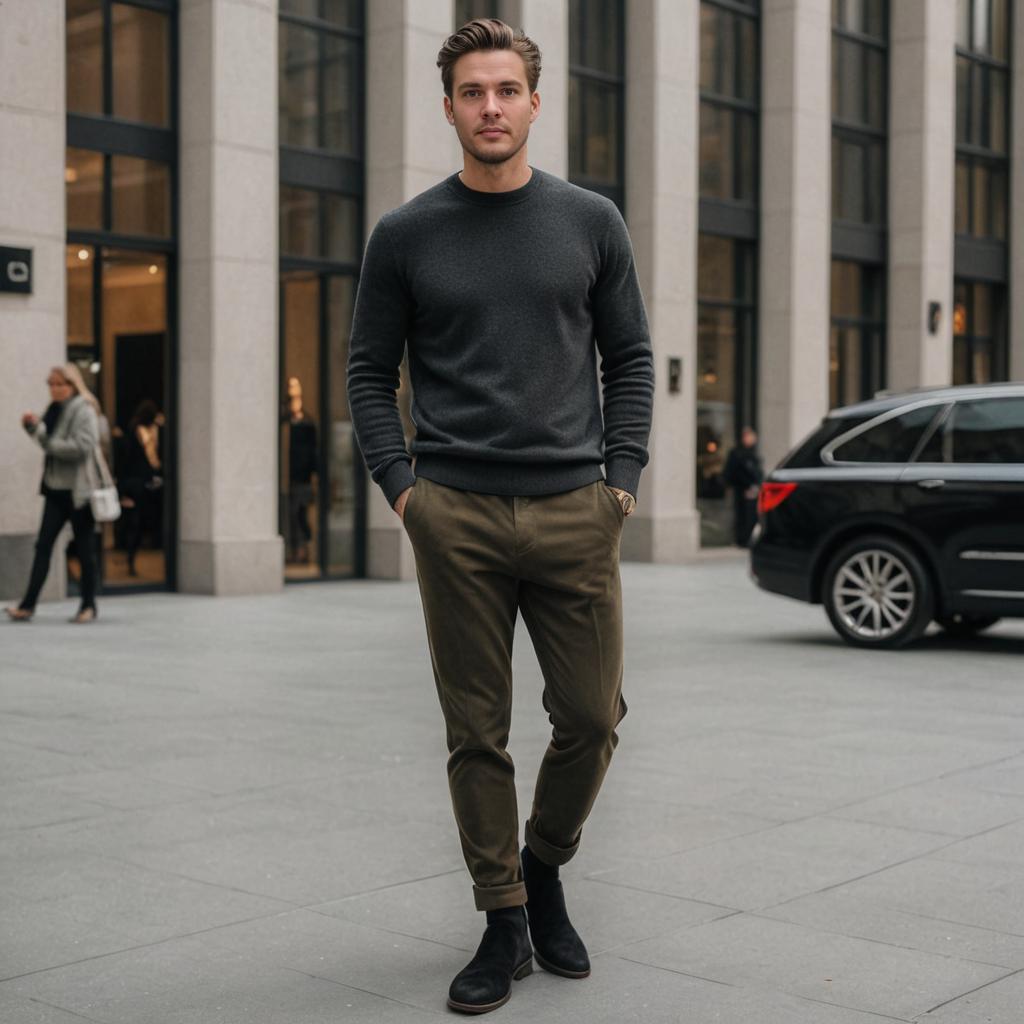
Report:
742,428,758,448
444,49,539,166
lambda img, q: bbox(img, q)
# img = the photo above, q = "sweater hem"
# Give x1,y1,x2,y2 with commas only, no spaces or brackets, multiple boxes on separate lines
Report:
413,455,605,497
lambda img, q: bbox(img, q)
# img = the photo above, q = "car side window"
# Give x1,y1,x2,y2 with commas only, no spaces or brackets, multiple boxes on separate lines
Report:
949,398,1024,464
831,405,942,463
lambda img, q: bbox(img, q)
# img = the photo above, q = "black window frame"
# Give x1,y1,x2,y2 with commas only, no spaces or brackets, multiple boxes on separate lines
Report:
568,0,626,213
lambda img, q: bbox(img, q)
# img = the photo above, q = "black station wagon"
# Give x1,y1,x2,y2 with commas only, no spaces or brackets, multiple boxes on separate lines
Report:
750,383,1024,648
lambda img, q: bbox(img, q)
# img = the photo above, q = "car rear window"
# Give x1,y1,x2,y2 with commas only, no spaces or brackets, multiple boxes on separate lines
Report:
831,404,942,463
950,398,1024,463
778,416,869,468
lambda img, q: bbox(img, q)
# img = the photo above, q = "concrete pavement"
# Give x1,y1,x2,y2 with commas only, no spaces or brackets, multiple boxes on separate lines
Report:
2,560,1024,1023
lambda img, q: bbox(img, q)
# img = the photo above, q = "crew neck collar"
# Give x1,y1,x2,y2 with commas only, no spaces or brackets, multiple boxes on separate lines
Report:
445,168,543,207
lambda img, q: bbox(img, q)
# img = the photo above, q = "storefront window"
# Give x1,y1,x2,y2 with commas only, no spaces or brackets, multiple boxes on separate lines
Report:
830,260,885,408
569,0,625,210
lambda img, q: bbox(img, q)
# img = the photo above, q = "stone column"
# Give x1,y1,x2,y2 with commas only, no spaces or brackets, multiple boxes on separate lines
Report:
0,1,67,603
363,0,461,579
177,0,283,594
505,0,568,178
759,0,831,470
623,0,701,562
888,0,956,390
1010,0,1024,378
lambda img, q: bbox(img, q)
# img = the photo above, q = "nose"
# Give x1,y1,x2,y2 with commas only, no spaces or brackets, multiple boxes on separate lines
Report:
481,90,502,118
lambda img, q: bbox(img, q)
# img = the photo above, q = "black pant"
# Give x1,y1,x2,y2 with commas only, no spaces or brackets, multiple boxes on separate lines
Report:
21,491,97,612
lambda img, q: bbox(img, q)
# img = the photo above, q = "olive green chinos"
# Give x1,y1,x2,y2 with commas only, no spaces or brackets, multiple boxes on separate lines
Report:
403,476,628,911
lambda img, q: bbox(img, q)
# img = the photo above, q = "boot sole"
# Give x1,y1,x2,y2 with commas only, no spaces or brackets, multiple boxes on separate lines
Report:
446,956,533,1015
533,950,591,979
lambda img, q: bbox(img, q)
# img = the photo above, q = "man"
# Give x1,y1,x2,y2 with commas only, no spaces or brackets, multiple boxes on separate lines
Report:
722,426,763,547
347,19,653,1015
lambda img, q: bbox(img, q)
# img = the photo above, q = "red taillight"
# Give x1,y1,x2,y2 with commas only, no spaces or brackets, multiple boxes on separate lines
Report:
757,482,797,516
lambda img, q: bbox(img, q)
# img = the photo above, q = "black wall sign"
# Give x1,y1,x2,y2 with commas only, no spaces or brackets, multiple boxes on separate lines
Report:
0,247,32,294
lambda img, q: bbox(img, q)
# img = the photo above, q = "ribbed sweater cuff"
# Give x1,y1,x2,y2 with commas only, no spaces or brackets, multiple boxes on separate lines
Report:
380,460,416,509
604,457,643,499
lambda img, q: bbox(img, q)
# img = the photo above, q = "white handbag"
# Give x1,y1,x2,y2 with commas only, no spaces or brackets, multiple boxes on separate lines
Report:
89,445,122,523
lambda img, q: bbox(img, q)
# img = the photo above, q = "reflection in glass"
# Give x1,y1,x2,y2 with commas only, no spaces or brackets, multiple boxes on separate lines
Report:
971,163,989,238
568,79,621,185
830,261,884,406
991,0,1008,59
955,160,970,234
952,278,1007,385
66,245,94,350
972,0,990,53
66,0,103,116
66,148,104,231
111,156,171,237
279,22,319,148
324,194,359,263
111,3,170,127
281,186,320,258
569,0,622,75
323,34,360,155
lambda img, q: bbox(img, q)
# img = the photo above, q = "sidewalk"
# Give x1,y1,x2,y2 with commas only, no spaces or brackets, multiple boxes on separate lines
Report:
2,562,1023,1023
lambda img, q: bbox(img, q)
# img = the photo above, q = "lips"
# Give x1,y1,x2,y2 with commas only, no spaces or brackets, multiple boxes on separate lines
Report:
477,127,508,136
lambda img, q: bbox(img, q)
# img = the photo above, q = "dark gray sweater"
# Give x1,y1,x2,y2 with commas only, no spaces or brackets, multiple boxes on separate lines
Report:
347,168,654,507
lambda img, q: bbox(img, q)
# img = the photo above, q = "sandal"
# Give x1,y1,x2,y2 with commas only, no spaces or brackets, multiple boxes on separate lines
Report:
70,607,97,624
5,606,33,622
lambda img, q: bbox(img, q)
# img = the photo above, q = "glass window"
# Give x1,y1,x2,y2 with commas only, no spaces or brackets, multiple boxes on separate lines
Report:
832,405,940,463
281,0,362,28
327,275,358,574
830,261,885,406
991,0,1009,60
569,0,622,75
111,3,170,127
957,0,971,48
279,22,319,149
569,0,625,207
950,399,1024,463
972,0,990,53
66,0,103,116
66,245,95,349
111,156,171,237
281,186,320,259
456,1,501,26
324,194,359,263
66,148,105,231
323,35,361,156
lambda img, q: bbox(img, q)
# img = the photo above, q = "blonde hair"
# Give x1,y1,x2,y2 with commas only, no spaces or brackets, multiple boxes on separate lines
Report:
54,363,101,414
437,18,541,99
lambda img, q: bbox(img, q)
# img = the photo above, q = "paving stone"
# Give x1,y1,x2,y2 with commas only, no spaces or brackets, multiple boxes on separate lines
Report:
587,816,950,911
759,886,1024,969
614,911,1007,1019
920,968,1024,1023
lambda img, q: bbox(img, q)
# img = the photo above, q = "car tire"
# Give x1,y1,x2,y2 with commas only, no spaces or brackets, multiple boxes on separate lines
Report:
822,535,934,649
936,614,1001,638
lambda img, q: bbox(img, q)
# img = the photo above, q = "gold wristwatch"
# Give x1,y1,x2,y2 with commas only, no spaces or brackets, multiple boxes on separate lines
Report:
610,488,636,516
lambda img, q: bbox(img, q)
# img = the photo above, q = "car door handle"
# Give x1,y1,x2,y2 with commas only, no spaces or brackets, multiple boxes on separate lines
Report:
916,479,946,490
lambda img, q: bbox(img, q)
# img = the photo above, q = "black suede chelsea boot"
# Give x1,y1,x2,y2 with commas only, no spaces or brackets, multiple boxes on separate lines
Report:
521,845,591,978
447,905,533,1015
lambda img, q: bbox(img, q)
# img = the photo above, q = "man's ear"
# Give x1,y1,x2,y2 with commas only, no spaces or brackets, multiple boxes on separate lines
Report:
443,95,455,125
529,90,540,123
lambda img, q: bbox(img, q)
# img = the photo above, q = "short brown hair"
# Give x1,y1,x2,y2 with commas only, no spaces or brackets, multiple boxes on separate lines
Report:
437,19,542,99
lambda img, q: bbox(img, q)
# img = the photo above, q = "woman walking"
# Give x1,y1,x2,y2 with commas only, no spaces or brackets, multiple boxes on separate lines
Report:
6,364,103,623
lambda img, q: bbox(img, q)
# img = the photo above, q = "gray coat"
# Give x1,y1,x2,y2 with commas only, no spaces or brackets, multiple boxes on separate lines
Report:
25,395,101,509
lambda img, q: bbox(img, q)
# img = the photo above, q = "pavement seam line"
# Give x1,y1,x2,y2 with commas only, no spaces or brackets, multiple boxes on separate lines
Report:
20,997,113,1024
912,965,1024,1019
279,966,449,1017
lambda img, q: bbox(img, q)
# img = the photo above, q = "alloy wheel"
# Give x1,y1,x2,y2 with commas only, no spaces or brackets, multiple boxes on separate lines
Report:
831,549,916,641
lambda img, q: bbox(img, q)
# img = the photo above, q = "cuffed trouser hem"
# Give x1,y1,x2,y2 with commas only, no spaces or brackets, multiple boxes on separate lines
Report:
524,818,580,867
473,881,527,912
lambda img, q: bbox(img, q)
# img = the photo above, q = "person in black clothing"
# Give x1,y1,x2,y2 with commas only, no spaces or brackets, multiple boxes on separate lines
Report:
723,426,764,547
283,376,318,563
118,400,163,577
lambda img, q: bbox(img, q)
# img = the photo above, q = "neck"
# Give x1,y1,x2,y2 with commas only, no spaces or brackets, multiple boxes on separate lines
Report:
459,150,532,193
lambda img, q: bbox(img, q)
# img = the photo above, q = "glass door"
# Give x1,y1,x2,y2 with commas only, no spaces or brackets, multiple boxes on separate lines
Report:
279,270,360,580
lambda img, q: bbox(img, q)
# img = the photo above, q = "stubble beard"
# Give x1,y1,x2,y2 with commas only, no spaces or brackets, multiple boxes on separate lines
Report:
459,127,529,166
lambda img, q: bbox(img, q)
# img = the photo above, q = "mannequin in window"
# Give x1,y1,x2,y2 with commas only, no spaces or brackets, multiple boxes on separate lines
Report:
284,376,318,564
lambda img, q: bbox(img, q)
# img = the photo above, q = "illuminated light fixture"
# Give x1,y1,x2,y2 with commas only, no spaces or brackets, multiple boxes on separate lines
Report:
148,264,159,275
706,442,718,453
65,167,78,183
703,372,718,385
90,362,101,374
77,249,90,261
953,303,967,336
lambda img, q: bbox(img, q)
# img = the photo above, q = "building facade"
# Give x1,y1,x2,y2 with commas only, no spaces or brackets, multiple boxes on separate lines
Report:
1,0,1022,601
